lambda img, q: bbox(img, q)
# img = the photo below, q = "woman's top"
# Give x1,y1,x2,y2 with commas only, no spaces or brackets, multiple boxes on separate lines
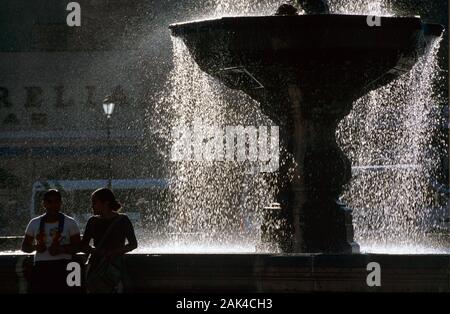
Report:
82,213,137,252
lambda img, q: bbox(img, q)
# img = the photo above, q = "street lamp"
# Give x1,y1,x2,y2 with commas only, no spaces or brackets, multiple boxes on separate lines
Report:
103,95,115,189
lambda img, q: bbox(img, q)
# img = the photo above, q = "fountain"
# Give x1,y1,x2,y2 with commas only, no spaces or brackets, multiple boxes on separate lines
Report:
169,3,444,254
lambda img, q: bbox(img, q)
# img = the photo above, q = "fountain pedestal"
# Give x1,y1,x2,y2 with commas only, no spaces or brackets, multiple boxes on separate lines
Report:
170,14,443,253
259,79,357,253
282,84,356,252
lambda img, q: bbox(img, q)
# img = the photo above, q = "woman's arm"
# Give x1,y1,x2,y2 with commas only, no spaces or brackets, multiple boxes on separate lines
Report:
106,243,136,257
106,216,138,257
124,216,138,251
79,218,95,254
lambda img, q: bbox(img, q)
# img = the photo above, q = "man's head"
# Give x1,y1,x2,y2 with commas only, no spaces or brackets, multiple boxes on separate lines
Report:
42,189,62,215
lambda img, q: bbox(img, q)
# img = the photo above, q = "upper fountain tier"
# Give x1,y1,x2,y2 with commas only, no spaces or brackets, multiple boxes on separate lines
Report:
170,15,443,112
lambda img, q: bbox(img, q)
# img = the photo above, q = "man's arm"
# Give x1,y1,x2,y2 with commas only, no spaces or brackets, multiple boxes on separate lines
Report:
21,235,35,253
49,219,82,256
48,219,81,255
21,235,46,253
21,220,45,254
49,233,81,255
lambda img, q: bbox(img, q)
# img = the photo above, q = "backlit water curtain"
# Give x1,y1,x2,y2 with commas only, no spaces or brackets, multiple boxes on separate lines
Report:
144,0,447,253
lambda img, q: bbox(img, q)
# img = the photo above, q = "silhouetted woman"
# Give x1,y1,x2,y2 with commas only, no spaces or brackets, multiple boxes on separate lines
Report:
81,188,137,293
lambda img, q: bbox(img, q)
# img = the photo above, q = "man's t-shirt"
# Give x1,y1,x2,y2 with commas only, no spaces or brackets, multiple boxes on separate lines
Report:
25,214,80,262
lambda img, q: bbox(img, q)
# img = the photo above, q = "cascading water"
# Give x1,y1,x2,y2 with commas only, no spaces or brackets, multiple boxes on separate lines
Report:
142,38,277,253
338,36,447,253
328,0,392,15
210,0,393,16
142,0,447,253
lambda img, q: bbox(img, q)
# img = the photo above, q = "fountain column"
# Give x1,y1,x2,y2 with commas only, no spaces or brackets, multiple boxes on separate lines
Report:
274,84,359,253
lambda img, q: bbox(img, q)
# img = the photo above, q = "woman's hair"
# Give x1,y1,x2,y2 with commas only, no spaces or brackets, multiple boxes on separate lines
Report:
43,189,62,202
92,188,122,212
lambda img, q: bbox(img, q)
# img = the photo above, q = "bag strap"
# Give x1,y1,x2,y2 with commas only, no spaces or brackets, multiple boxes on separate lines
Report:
86,215,123,271
39,212,65,234
95,215,123,251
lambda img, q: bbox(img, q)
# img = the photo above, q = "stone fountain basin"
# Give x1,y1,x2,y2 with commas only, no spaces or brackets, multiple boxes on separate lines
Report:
170,15,443,103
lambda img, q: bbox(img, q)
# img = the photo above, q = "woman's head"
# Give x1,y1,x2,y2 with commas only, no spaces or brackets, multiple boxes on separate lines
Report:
91,188,121,216
42,189,62,215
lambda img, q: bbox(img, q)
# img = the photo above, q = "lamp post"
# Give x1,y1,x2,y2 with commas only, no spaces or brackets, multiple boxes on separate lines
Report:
103,95,115,189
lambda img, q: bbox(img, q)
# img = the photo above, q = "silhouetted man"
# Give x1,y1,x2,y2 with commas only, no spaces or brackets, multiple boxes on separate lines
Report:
21,189,81,293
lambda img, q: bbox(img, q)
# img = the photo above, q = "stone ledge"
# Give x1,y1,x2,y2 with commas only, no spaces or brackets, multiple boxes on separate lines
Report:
0,253,448,293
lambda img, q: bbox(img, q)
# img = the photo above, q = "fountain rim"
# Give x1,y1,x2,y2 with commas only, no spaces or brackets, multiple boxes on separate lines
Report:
169,14,444,38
